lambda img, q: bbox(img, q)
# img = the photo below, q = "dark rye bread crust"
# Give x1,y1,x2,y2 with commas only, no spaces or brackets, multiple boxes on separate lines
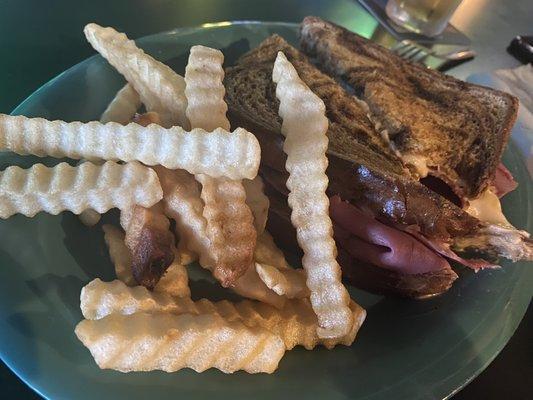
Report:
225,35,479,240
300,16,519,200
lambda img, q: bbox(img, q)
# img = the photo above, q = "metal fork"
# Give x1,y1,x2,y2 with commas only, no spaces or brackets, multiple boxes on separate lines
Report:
391,40,433,63
391,40,476,69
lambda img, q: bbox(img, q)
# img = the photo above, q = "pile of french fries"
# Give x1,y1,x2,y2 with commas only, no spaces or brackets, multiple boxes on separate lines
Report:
0,23,365,374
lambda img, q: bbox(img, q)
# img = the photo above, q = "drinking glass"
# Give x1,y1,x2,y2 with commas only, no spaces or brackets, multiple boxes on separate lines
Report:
385,0,463,37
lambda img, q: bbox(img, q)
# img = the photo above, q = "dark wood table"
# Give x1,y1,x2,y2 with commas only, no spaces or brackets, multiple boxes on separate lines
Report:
1,0,531,398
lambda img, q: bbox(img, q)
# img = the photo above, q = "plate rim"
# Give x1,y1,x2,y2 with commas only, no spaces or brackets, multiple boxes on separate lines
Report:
10,20,299,116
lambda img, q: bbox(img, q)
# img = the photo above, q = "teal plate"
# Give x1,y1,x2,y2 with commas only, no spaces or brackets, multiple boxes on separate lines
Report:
2,21,532,400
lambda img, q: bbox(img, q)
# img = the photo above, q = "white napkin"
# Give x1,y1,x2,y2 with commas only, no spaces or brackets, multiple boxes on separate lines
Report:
468,64,533,176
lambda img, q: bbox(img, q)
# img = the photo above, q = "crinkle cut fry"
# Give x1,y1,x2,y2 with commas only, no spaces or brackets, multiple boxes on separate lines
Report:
155,167,285,309
80,278,365,350
255,230,290,270
243,176,270,235
0,114,260,180
100,83,142,125
231,266,286,309
273,51,354,339
81,278,196,320
195,174,257,286
154,167,214,268
175,238,198,265
153,252,191,299
112,97,176,290
0,161,161,218
79,83,143,227
131,111,161,127
84,23,189,128
185,45,230,131
254,231,308,299
120,203,175,289
102,225,190,298
255,262,309,299
75,312,285,374
78,209,101,227
103,224,136,286
118,116,174,289
184,45,257,287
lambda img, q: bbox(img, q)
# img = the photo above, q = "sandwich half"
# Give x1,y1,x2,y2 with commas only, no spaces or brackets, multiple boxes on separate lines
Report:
224,29,532,298
300,16,518,202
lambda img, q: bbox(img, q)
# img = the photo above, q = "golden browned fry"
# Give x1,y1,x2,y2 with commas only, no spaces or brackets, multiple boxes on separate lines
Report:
102,225,190,298
75,312,285,373
103,225,136,286
255,262,309,299
131,111,161,127
155,167,285,308
123,108,176,289
254,231,308,299
100,83,141,125
184,46,230,131
0,161,162,218
80,278,364,350
154,167,214,267
175,238,198,265
231,266,286,309
154,252,191,298
84,23,189,128
254,230,290,270
196,175,256,286
199,298,365,350
79,209,101,227
120,203,175,289
78,84,144,227
243,176,270,234
274,52,354,339
80,278,196,319
0,114,261,180
185,45,257,287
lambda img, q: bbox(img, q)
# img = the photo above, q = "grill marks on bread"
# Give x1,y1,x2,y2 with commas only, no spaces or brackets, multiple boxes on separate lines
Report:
225,35,480,241
300,16,518,199
230,35,404,174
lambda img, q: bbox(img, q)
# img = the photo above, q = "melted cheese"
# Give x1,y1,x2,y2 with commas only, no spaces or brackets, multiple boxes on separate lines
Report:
465,188,511,226
402,154,430,178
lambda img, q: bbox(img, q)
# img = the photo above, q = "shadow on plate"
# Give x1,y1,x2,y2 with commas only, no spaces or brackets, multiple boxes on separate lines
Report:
60,211,119,283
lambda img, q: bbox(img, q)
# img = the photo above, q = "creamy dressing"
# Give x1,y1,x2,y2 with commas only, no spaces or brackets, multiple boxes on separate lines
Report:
379,129,389,143
370,124,510,227
402,154,430,178
465,188,511,226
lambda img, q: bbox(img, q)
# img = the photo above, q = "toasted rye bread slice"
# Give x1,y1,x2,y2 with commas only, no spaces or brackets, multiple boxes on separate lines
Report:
300,16,519,200
225,34,532,298
236,35,402,175
225,35,480,241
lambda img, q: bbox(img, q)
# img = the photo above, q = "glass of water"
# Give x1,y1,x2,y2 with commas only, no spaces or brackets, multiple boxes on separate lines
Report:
385,0,463,37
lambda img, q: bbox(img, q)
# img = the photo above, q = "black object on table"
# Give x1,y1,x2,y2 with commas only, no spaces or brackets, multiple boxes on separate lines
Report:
507,35,533,64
